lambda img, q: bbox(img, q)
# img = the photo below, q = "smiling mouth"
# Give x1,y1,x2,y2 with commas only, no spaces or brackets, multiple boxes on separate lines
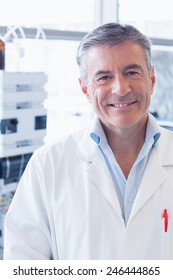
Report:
109,101,137,108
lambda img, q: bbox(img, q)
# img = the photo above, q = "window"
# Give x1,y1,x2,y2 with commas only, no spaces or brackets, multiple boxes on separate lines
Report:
118,0,173,39
0,0,95,32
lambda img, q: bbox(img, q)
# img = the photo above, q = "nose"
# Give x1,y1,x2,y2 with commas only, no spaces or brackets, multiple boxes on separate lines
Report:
111,74,131,96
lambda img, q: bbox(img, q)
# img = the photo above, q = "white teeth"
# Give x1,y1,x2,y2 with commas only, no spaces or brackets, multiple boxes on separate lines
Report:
112,103,129,108
110,101,135,108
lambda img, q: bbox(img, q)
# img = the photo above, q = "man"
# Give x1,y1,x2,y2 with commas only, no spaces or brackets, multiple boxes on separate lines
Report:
4,23,173,259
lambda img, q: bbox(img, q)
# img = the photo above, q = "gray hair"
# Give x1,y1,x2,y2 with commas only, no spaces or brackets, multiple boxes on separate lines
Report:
76,22,152,84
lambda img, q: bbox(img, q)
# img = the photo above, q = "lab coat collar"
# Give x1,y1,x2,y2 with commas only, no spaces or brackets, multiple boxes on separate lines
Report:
155,126,173,166
86,150,122,215
128,147,167,223
128,127,173,223
76,114,103,162
76,114,122,215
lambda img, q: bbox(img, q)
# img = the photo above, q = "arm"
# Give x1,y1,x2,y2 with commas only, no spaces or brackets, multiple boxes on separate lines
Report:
3,152,53,260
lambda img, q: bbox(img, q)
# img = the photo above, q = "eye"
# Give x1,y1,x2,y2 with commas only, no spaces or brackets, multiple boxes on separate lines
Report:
127,70,140,76
97,75,113,85
125,70,143,80
99,75,111,81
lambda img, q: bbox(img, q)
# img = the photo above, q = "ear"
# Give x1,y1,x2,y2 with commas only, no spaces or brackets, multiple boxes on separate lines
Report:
150,66,156,95
79,78,91,102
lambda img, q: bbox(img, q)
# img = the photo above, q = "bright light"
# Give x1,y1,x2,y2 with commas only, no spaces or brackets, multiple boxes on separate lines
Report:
119,0,173,21
0,0,94,26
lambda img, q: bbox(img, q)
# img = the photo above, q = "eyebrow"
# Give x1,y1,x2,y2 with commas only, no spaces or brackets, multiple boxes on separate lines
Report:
123,64,143,72
94,64,144,77
94,70,113,79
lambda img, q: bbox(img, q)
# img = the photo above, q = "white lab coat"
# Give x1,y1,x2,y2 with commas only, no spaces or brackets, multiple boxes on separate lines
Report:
3,115,173,260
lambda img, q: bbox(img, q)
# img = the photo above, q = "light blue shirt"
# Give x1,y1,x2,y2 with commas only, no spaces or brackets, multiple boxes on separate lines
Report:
90,114,160,224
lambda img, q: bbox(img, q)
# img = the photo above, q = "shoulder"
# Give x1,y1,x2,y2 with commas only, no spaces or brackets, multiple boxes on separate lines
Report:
155,127,173,162
33,129,85,162
159,126,173,141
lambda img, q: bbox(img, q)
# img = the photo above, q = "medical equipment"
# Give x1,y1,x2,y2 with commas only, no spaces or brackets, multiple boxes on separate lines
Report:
0,70,47,248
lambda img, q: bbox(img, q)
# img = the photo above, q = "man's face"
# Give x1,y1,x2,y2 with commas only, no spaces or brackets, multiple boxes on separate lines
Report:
79,41,156,132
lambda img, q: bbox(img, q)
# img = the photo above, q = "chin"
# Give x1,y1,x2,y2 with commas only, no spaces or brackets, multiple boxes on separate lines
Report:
108,116,143,130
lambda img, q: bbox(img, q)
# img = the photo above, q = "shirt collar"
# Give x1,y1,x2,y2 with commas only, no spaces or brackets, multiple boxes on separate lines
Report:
90,113,161,148
145,113,161,145
90,117,108,148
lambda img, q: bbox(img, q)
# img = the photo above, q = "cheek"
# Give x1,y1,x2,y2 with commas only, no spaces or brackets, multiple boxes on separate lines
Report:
142,87,152,109
146,81,154,99
146,74,155,93
136,79,153,98
88,85,100,102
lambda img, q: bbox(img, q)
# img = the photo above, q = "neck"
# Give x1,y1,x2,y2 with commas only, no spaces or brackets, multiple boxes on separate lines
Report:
101,118,148,178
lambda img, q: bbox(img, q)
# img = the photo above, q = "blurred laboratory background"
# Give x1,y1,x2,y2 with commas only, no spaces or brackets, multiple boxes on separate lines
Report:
0,0,173,258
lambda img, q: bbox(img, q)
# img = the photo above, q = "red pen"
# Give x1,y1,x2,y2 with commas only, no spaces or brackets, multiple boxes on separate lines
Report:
162,209,168,233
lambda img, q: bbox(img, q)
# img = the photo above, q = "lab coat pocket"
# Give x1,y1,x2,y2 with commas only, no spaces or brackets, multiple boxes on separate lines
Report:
159,216,173,259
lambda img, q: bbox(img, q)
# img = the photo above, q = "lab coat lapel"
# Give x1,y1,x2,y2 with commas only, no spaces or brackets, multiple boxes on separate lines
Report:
128,140,168,222
87,151,122,214
76,115,122,215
